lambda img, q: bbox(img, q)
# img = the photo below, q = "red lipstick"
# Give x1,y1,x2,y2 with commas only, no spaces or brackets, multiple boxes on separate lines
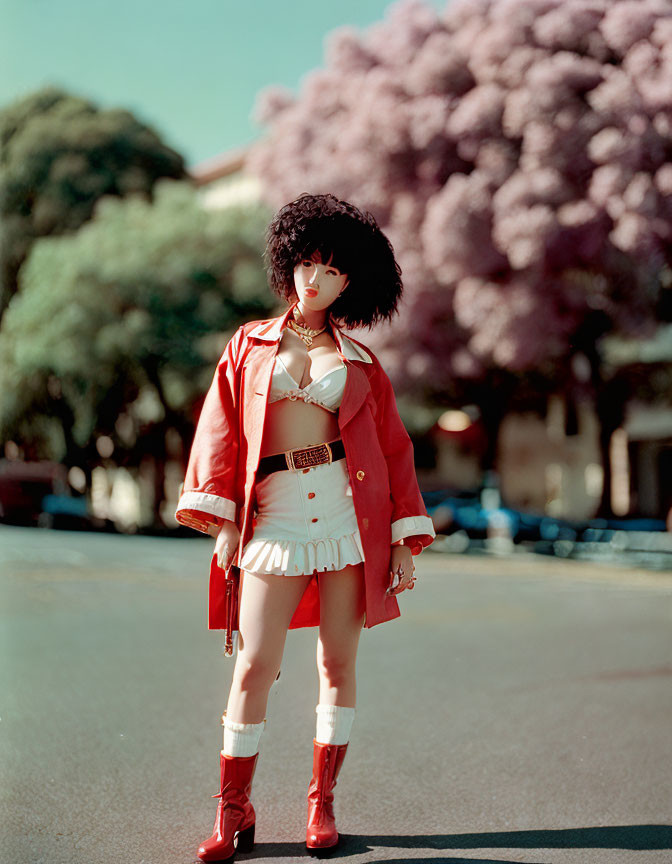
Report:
305,288,318,297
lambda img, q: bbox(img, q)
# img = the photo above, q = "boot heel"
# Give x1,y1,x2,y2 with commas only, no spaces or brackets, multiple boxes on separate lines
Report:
236,821,255,853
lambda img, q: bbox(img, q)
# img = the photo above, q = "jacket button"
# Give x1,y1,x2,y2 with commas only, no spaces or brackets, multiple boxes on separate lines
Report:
308,492,316,499
311,518,318,523
356,470,365,481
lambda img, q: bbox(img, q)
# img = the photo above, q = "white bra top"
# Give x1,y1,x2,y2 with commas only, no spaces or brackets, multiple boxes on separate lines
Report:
268,353,347,413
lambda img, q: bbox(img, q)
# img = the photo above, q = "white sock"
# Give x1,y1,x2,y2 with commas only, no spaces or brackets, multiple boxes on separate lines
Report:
222,715,266,757
315,704,355,745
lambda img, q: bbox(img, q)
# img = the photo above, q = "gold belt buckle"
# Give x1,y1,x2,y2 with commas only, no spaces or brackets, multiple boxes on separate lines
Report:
285,442,332,471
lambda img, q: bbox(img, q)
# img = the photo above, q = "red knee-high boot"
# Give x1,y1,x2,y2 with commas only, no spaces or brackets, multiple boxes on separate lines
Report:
197,751,258,863
306,739,349,854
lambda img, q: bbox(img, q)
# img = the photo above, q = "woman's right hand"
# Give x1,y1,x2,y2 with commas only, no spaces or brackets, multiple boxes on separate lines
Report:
213,519,240,570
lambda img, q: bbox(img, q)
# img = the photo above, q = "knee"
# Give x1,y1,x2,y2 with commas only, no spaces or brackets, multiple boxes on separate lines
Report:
317,653,355,688
233,655,280,692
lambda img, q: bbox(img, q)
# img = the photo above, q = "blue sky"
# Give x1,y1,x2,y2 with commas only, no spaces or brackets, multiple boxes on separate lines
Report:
3,0,445,170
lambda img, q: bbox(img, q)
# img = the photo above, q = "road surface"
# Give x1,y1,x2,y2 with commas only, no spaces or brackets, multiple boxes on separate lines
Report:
1,525,671,863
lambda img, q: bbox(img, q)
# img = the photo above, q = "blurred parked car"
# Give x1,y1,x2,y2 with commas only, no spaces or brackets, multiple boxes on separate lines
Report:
0,459,102,530
422,488,669,551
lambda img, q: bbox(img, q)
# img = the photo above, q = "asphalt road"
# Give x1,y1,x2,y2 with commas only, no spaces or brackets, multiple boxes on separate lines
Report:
1,525,671,864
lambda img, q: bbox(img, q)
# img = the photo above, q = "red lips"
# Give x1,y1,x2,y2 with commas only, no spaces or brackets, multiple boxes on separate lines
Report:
305,288,318,297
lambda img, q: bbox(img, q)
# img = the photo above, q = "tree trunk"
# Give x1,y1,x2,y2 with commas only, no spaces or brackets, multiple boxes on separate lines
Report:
584,348,627,518
152,437,167,528
475,371,516,493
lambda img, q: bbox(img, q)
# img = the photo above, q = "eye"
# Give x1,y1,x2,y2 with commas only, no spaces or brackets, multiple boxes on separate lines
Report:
301,260,312,267
326,269,339,276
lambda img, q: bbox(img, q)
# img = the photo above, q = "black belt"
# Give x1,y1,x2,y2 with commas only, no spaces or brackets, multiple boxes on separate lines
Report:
257,439,346,476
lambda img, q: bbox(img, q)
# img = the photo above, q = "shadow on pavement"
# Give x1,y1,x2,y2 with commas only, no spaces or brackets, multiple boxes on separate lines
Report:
239,824,672,860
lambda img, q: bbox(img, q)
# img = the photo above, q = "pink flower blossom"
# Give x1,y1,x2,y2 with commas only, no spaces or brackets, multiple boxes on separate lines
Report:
248,0,672,388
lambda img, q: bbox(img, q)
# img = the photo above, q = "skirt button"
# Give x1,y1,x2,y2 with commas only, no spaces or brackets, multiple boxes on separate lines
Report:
356,470,365,481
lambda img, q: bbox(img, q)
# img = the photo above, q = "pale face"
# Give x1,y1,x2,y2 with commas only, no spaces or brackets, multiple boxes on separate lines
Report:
293,250,349,312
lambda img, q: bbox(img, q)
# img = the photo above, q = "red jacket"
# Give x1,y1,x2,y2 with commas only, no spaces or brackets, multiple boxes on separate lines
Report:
175,302,435,630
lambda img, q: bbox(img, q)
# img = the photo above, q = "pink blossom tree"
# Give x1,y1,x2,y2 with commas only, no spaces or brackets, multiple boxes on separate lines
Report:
248,0,672,515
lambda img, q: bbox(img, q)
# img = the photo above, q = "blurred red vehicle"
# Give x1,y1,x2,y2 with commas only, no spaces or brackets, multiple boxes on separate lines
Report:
0,459,97,529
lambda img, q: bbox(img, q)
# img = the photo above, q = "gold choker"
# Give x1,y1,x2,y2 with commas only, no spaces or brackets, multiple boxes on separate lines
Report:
288,310,327,347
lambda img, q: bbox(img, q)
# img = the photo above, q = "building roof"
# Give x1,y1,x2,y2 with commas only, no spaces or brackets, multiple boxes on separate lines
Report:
188,147,249,187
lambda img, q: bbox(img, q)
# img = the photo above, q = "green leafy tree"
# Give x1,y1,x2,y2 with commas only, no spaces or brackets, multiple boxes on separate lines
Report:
0,86,187,319
0,179,273,526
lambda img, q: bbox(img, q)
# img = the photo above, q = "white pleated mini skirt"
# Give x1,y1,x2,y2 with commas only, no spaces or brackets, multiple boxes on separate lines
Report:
239,458,365,576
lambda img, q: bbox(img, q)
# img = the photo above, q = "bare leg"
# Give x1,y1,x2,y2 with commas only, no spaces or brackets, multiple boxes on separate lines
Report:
226,570,312,723
316,562,366,707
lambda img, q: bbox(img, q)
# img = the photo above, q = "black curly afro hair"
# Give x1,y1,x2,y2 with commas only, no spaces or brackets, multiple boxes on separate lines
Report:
264,192,403,329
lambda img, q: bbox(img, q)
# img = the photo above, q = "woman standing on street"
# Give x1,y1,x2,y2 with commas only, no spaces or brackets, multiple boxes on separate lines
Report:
175,192,435,862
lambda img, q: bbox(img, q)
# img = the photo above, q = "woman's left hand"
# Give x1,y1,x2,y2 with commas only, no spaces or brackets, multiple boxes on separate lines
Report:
386,544,416,595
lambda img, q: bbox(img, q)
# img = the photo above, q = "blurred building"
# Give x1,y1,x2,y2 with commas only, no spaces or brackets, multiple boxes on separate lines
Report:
189,147,261,209
623,402,672,521
429,393,672,523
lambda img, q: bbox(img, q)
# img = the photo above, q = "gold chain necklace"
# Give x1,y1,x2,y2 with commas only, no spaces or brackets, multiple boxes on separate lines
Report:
287,309,327,348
